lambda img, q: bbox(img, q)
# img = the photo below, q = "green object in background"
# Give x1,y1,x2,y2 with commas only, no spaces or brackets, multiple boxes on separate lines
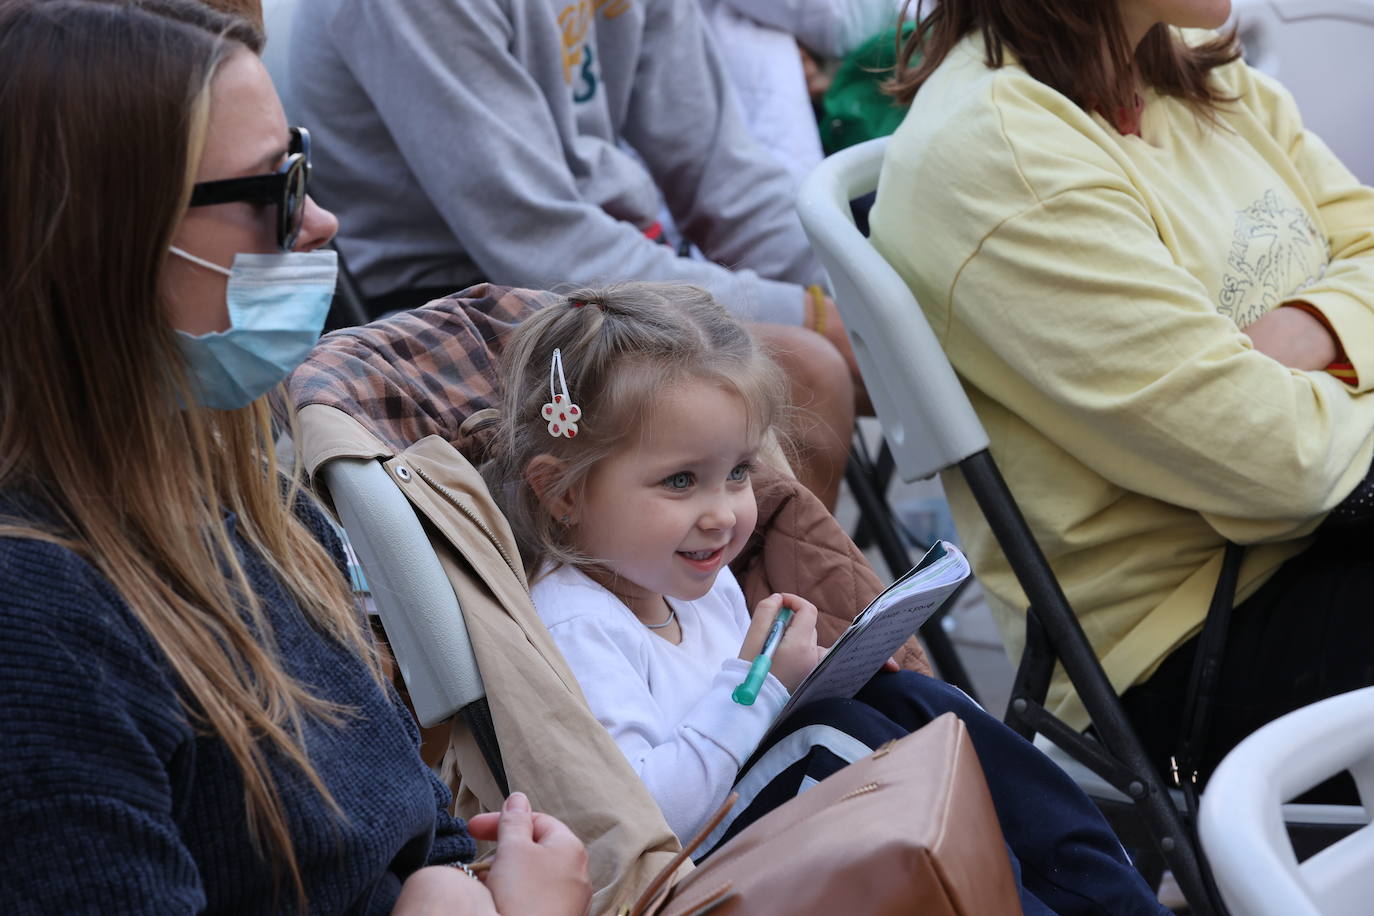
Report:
820,23,918,155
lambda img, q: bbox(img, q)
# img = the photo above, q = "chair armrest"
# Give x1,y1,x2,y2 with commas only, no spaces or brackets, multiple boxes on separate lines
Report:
797,138,989,483
322,456,487,726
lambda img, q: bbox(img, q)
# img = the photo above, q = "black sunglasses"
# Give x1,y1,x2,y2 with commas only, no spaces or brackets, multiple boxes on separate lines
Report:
188,126,311,251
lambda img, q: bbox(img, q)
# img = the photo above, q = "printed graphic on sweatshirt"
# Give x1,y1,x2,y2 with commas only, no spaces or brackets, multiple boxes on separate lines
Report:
560,0,631,101
1218,189,1328,327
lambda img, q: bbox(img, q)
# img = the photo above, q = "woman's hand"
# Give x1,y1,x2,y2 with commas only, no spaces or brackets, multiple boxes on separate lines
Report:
740,593,822,691
466,792,591,916
1243,305,1339,371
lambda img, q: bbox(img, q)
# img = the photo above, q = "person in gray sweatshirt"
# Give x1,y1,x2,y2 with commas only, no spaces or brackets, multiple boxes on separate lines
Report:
289,0,859,506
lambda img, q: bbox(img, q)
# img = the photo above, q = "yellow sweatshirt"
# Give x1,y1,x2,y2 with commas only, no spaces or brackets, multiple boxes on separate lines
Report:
870,33,1374,730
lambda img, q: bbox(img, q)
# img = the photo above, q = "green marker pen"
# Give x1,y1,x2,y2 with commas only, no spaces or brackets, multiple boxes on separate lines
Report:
732,606,794,705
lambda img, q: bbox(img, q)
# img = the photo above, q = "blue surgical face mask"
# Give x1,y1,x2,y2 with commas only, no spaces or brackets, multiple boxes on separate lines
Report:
169,246,337,410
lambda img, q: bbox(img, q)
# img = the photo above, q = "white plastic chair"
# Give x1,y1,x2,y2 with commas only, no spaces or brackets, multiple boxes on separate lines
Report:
1232,0,1374,185
1200,687,1374,916
320,457,507,792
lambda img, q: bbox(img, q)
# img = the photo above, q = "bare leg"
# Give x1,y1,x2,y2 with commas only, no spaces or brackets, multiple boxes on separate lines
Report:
752,323,856,510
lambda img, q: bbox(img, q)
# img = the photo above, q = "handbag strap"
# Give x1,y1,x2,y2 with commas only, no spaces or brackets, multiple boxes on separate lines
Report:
624,793,739,916
1173,540,1244,797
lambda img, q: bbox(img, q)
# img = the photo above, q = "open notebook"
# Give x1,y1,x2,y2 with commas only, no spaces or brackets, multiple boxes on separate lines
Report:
767,541,971,733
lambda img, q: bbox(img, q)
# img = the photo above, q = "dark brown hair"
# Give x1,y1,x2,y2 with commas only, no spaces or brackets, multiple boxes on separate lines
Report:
201,0,264,30
887,0,1240,118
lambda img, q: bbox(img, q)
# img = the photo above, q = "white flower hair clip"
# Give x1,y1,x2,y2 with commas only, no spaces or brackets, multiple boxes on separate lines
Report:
542,347,582,438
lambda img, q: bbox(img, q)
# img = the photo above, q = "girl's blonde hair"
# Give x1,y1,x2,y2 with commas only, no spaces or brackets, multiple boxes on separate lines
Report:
484,283,787,579
0,0,378,907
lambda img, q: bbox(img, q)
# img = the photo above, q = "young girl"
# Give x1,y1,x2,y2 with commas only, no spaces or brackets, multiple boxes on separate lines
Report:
486,283,1170,916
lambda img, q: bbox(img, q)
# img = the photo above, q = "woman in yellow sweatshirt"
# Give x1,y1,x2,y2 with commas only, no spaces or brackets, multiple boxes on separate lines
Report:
871,0,1374,796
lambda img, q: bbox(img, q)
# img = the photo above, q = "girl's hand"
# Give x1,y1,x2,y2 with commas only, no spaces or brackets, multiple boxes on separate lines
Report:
740,593,822,691
466,792,591,916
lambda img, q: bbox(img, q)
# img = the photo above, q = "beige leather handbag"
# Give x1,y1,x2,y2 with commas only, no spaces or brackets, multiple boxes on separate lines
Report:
626,713,1022,916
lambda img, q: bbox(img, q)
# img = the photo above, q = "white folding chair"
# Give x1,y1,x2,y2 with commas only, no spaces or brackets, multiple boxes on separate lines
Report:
1232,0,1374,185
797,136,1221,915
320,457,508,793
1200,687,1374,916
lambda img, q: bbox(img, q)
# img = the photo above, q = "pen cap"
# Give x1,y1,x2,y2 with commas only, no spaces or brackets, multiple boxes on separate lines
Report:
732,656,773,706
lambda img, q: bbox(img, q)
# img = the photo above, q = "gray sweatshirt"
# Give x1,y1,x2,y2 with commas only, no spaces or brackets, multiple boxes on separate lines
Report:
289,0,824,324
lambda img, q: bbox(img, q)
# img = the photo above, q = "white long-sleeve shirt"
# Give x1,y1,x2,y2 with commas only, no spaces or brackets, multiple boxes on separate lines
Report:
530,564,788,842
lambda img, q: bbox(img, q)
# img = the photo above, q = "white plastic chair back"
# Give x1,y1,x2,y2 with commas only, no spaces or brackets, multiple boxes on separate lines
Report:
1200,687,1374,916
796,137,989,482
321,457,487,727
1232,0,1374,185
260,0,300,122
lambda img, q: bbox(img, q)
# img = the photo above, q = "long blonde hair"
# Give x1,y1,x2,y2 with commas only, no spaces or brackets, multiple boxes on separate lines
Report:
0,0,378,905
483,283,788,579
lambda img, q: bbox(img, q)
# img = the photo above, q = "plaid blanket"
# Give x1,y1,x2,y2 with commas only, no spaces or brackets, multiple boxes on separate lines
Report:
287,284,558,458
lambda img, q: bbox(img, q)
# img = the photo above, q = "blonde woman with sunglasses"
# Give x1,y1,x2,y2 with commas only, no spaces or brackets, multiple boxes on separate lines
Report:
0,2,587,913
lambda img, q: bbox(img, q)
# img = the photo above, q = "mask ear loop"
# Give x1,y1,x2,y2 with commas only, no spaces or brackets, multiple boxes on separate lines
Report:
168,245,233,278
541,348,582,438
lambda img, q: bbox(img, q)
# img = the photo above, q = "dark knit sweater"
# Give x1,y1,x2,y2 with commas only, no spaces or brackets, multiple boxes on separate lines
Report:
0,499,475,914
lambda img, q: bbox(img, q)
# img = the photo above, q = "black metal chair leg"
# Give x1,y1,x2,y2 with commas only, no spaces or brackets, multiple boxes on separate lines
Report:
847,435,878,551
1005,608,1055,736
874,440,897,494
958,449,1227,916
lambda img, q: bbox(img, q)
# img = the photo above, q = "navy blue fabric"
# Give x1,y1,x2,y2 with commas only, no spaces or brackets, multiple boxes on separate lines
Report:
719,672,1167,916
0,496,474,915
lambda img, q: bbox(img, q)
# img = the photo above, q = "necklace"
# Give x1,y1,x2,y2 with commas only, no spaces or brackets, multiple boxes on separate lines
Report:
643,603,678,630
